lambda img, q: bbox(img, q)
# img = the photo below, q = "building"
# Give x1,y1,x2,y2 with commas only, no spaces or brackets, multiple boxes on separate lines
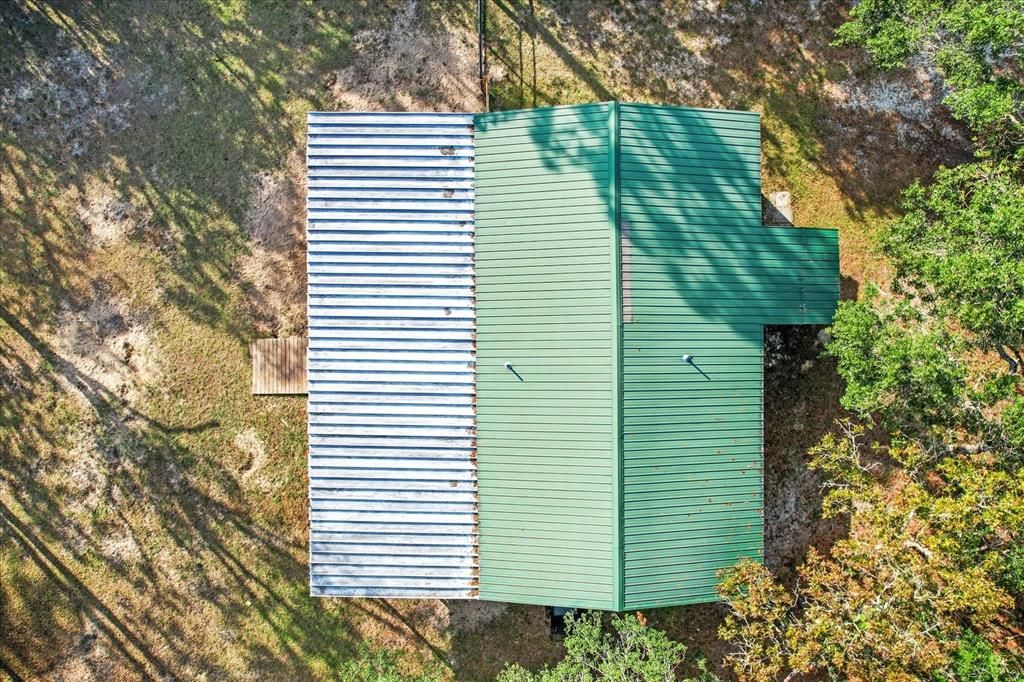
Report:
305,103,839,609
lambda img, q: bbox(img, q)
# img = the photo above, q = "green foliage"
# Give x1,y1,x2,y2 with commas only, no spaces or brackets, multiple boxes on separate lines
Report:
826,292,966,430
834,0,1024,153
999,541,1024,593
948,630,1010,682
720,437,1021,681
498,612,699,682
336,645,443,682
718,560,791,682
807,421,886,517
927,454,1024,572
1004,398,1024,452
881,161,1024,361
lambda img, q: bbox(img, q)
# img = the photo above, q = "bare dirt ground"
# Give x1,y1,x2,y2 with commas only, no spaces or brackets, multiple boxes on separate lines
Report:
329,0,480,112
1,0,971,680
238,151,308,338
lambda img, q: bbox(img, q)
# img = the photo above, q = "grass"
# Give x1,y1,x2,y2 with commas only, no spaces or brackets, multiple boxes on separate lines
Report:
1,0,974,680
477,0,970,289
0,1,449,679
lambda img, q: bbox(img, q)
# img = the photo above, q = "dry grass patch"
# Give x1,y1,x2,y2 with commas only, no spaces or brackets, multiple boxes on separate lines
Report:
328,0,481,112
238,151,308,338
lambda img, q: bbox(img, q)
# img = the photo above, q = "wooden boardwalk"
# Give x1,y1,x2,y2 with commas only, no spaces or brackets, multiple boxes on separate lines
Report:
251,337,307,395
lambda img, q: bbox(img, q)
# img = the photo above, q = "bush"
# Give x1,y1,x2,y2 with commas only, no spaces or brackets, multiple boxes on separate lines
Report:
498,612,711,682
948,631,1009,682
336,644,443,682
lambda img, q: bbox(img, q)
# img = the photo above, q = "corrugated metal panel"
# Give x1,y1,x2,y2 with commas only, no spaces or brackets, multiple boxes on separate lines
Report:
251,337,307,394
475,103,618,609
618,103,839,609
306,111,478,599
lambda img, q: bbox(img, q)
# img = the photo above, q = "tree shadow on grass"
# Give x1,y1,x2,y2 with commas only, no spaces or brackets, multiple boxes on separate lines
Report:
0,3,407,676
0,0,383,339
465,0,972,220
1,1,503,675
0,1,497,677
0,303,366,678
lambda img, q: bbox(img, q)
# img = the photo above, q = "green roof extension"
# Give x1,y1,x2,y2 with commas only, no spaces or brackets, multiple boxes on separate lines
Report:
474,102,839,610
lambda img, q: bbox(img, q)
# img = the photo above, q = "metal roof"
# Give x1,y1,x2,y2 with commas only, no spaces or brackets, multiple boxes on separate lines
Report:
615,103,838,609
306,112,478,598
474,103,619,609
472,103,838,609
305,104,840,607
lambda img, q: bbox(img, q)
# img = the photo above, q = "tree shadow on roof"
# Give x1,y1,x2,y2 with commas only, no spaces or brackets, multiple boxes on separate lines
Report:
469,0,972,221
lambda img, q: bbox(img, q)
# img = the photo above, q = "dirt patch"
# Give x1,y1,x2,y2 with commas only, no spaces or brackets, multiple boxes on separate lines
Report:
1,41,127,154
350,598,452,675
450,604,560,679
0,26,174,161
233,427,277,493
233,428,266,469
237,152,307,337
101,528,144,569
74,177,153,247
605,1,739,106
648,602,734,679
56,285,160,407
329,0,480,112
823,57,960,145
447,599,509,633
820,55,970,187
63,442,107,514
42,618,119,682
763,326,848,581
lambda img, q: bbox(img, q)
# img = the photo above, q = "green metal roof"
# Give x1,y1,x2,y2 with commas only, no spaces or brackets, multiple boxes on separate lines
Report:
474,102,839,609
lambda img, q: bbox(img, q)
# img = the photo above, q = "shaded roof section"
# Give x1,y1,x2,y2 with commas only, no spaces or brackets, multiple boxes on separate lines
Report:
616,103,838,609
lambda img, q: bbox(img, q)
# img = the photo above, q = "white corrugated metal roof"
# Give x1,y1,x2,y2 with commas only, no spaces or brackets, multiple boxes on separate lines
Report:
306,111,478,599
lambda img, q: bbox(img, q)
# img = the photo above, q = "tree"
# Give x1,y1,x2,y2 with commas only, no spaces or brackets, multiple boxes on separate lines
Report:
825,161,1024,460
717,6,1024,680
720,105,1024,682
719,422,1024,681
824,293,967,432
498,612,715,682
834,0,1024,154
720,214,1024,679
880,161,1024,373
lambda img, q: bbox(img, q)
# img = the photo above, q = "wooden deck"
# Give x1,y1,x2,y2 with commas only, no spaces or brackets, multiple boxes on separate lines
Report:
251,337,307,395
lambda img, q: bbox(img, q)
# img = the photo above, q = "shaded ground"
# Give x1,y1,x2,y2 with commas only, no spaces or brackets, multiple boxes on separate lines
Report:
1,0,971,680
